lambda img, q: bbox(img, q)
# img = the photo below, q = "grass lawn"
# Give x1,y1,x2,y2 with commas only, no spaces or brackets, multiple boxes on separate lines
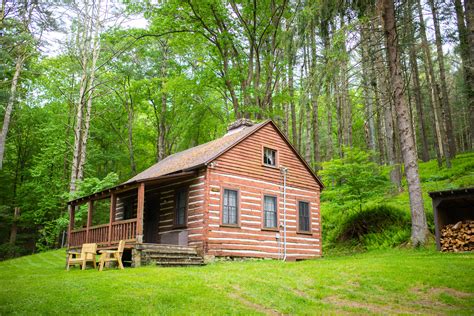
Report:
0,248,473,315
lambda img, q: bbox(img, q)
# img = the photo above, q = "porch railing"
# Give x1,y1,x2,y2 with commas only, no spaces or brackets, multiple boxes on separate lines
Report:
69,218,137,247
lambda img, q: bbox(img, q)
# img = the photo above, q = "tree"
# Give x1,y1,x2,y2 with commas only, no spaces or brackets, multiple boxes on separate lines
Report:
0,1,54,169
378,0,428,246
464,0,474,149
428,0,456,157
321,147,389,213
68,0,104,193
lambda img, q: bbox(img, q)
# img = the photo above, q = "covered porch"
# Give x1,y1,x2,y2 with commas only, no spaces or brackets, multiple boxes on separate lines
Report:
67,171,197,250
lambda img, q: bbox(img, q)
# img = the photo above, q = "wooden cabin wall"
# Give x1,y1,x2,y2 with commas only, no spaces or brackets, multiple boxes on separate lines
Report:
115,191,138,221
205,123,322,259
212,123,320,191
154,170,206,249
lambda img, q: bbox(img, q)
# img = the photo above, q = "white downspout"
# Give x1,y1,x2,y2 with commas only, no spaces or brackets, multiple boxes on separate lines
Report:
280,166,288,261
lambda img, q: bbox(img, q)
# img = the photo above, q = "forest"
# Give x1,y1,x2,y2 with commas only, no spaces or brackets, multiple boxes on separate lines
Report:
0,0,472,258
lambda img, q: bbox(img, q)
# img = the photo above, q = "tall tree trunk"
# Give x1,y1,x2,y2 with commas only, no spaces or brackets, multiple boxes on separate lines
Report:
335,79,344,158
157,43,169,161
406,0,430,162
361,26,376,153
0,1,35,170
282,74,289,135
303,38,312,163
465,0,474,149
9,207,20,245
322,24,333,160
77,0,101,183
340,16,352,148
0,54,25,170
310,21,320,167
69,1,92,193
417,0,450,168
379,0,428,246
374,18,401,188
288,35,297,147
455,0,472,149
158,91,167,161
428,0,456,157
125,78,136,175
368,21,386,163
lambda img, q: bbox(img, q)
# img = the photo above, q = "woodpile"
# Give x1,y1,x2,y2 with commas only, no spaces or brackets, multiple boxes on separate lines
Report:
440,220,474,252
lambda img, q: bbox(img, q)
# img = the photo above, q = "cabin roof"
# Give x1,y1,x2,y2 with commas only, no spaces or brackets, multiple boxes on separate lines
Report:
68,119,323,205
124,120,268,184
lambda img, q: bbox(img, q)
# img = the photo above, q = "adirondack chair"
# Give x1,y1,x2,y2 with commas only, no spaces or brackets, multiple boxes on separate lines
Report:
66,243,97,271
98,240,125,271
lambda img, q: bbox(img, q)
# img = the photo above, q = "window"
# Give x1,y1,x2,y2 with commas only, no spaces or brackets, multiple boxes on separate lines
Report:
263,195,277,228
175,189,187,226
298,201,310,232
222,189,238,225
263,147,276,166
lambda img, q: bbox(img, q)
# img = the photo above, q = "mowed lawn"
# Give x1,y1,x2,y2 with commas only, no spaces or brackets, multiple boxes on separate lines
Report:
0,249,473,315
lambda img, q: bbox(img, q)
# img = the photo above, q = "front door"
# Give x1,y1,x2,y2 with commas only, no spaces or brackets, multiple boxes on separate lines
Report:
144,193,160,243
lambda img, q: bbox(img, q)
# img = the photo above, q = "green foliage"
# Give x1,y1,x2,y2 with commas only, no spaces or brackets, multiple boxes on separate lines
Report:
320,147,389,213
0,0,471,258
322,152,474,251
69,172,119,201
336,204,409,241
323,204,411,250
0,244,29,261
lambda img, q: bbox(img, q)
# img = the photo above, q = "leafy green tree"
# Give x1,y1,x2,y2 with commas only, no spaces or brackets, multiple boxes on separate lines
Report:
320,147,389,213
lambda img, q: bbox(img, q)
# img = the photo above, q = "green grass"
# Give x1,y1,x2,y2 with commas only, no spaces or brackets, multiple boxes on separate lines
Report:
1,248,473,315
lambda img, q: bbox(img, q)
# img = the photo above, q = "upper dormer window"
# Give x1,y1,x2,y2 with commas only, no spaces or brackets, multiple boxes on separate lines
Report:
263,147,277,166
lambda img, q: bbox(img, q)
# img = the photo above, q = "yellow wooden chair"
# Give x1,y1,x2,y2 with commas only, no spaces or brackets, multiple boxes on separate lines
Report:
66,243,97,271
98,240,125,271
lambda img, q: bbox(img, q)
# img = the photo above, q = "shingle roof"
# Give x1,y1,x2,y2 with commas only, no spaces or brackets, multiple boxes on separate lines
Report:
68,119,323,205
124,120,269,184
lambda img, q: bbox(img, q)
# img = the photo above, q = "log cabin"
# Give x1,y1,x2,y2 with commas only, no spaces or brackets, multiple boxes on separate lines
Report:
67,119,323,266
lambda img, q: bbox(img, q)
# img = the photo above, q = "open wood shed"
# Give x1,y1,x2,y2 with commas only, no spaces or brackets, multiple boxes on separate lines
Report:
429,187,474,251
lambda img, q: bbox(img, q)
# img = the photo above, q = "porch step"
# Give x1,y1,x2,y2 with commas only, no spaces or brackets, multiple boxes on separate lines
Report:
136,243,197,253
157,261,205,267
137,243,204,267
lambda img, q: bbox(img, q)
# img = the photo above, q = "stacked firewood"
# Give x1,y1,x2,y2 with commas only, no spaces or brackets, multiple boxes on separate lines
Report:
440,220,474,252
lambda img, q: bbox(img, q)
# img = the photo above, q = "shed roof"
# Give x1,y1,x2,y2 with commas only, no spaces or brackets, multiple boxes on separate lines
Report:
428,187,474,198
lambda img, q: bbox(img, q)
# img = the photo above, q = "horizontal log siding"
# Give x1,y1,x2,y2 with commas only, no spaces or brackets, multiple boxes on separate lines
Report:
155,172,206,249
205,124,321,259
213,123,320,191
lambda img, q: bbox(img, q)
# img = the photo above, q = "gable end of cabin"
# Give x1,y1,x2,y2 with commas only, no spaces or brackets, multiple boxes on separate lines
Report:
202,121,322,260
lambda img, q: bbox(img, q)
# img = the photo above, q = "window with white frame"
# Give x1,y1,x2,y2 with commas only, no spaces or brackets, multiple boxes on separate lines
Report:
263,147,277,166
263,195,277,228
223,189,238,225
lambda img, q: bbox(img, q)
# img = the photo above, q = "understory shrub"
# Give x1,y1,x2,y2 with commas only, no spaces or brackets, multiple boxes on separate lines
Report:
0,243,29,261
326,204,411,250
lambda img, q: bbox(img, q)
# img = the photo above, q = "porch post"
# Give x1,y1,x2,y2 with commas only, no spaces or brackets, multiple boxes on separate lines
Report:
108,194,116,246
136,183,145,243
85,200,93,243
67,204,75,248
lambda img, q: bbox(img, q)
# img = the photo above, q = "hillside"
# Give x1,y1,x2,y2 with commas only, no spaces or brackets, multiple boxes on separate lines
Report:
321,152,474,250
1,248,473,314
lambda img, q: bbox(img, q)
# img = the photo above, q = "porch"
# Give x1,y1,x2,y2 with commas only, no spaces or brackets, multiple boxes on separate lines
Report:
67,171,204,266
